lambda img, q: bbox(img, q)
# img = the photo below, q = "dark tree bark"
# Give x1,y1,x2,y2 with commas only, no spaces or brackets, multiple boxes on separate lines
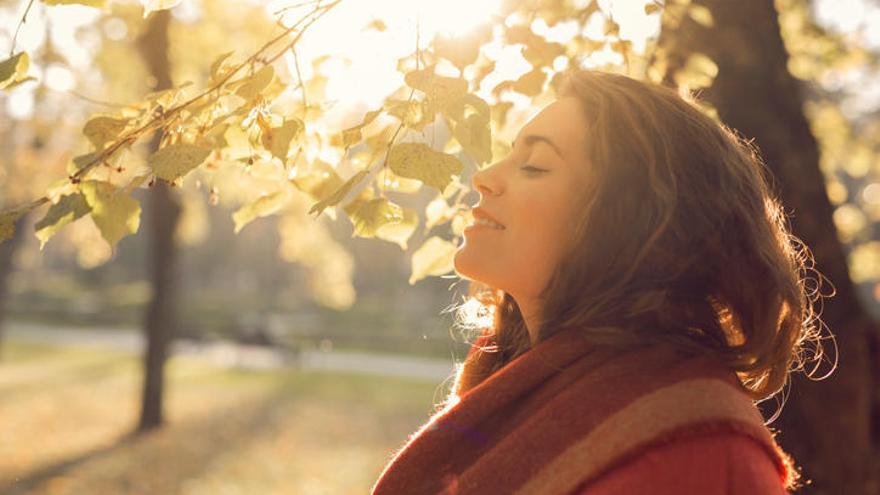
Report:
0,211,28,361
136,9,182,433
658,1,878,493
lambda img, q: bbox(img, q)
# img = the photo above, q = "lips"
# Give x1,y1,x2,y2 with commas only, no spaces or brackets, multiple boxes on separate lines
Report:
472,206,505,228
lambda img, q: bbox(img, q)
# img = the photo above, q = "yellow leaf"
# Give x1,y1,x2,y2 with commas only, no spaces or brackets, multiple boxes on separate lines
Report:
139,0,182,17
673,52,718,89
512,68,547,97
34,193,92,249
40,0,106,7
404,68,468,118
261,118,303,162
688,5,715,27
340,109,382,148
235,65,275,100
307,168,371,217
0,52,32,91
83,116,128,150
645,3,662,15
433,25,492,70
388,142,463,192
409,236,458,285
0,206,32,244
209,50,235,82
290,160,344,202
342,197,403,239
233,190,289,233
376,205,418,250
453,113,492,165
80,180,141,247
148,143,211,182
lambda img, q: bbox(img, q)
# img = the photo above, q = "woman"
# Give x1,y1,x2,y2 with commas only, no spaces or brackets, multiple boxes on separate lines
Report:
370,70,833,494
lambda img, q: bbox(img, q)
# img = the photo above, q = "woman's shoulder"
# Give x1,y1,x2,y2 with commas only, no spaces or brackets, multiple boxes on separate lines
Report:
572,429,789,495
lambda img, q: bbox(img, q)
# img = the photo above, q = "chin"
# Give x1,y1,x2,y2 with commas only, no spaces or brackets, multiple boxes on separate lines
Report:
453,247,490,285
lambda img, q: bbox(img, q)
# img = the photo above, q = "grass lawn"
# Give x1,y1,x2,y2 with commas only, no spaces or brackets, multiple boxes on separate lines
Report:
1,341,449,494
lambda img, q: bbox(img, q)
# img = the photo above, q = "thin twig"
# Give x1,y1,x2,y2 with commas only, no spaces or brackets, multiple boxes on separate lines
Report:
291,46,308,118
10,0,36,57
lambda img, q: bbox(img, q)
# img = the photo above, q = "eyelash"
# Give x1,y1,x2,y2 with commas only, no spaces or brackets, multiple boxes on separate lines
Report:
521,165,547,174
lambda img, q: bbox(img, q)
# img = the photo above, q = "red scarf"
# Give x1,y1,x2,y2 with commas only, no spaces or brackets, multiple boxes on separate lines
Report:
370,326,797,494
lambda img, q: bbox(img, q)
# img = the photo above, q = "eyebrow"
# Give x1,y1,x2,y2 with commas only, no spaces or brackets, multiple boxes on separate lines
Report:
511,134,563,158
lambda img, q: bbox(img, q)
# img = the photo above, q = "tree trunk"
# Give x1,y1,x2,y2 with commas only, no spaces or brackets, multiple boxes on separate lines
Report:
657,1,878,493
136,9,181,433
0,211,28,361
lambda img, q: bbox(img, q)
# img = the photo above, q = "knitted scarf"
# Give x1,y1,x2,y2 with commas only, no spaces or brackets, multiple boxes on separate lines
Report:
370,325,797,494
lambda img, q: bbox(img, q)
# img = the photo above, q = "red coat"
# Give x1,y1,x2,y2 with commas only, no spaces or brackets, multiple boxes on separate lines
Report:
576,430,788,494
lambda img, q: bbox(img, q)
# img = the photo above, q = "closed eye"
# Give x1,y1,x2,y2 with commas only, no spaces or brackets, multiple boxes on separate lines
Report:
521,165,547,174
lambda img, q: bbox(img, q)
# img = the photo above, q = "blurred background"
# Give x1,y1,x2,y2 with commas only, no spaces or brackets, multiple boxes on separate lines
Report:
2,0,880,493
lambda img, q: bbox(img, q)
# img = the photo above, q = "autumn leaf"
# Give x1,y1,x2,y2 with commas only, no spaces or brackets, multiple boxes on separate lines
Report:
148,143,212,182
512,68,547,97
0,52,35,91
81,180,141,247
290,160,344,202
40,0,106,7
233,190,289,233
34,193,92,249
453,113,492,165
433,25,492,71
235,65,275,100
376,205,418,250
140,0,182,17
0,206,33,244
307,168,371,217
262,118,303,161
209,50,235,82
673,52,718,89
340,109,382,148
387,142,463,192
409,236,458,285
342,197,403,239
83,116,128,150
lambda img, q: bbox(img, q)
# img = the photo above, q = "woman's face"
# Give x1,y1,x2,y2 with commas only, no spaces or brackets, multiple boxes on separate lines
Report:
454,96,591,311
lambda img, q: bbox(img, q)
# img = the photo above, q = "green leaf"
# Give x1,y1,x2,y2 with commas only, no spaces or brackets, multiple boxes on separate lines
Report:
40,0,106,7
376,205,418,250
83,116,128,150
235,65,275,100
409,235,458,285
80,180,141,247
388,142,463,192
342,197,403,239
261,118,303,162
453,113,492,165
34,193,92,249
148,143,211,182
233,190,289,233
307,168,371,217
0,52,32,91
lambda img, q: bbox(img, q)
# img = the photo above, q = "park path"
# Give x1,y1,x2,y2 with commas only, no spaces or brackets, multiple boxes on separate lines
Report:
5,321,457,383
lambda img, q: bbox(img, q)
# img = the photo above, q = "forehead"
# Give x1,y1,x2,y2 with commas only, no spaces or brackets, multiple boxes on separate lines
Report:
515,97,589,156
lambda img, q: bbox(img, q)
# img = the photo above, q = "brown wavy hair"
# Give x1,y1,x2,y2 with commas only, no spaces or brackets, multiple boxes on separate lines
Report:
443,70,835,417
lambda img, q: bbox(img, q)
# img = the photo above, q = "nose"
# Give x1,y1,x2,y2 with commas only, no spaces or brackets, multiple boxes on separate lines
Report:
471,162,503,197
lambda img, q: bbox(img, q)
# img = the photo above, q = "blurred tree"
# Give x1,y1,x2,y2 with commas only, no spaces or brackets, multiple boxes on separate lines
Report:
136,7,178,433
656,0,878,492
